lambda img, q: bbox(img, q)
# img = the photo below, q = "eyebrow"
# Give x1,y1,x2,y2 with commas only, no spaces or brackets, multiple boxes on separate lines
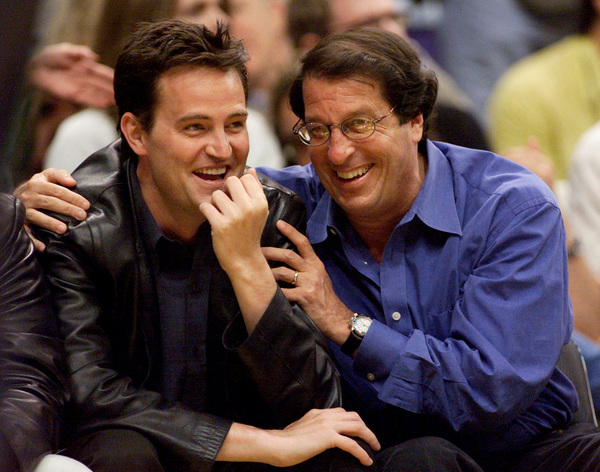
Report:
305,107,378,124
177,110,249,123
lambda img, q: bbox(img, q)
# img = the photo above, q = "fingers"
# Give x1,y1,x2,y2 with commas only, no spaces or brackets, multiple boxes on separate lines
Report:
33,43,100,67
262,246,304,270
334,435,375,466
319,409,381,454
29,43,115,108
14,169,89,232
18,184,88,221
24,225,47,252
276,219,316,259
17,169,89,212
25,208,68,235
289,408,381,466
206,172,267,220
44,168,78,188
71,61,115,108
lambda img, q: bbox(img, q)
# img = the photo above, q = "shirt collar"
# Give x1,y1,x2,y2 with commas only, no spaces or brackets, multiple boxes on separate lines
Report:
306,140,462,244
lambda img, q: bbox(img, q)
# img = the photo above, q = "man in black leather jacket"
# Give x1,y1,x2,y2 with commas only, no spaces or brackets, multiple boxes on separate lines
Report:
0,193,67,472
32,20,378,472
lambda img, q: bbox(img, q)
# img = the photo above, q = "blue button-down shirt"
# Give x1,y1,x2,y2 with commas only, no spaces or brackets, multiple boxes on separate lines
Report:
260,140,577,453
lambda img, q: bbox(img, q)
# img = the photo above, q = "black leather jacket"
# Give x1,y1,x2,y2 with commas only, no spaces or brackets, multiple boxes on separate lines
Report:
36,141,342,471
0,194,67,472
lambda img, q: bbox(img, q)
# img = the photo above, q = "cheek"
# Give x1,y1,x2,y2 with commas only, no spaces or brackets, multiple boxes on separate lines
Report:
228,136,250,164
308,146,326,164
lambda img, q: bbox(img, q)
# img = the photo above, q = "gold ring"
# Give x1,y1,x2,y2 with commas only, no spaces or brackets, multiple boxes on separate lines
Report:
292,271,299,286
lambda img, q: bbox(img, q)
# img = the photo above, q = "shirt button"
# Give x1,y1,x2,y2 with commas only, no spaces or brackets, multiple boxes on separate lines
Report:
392,311,401,321
366,373,375,382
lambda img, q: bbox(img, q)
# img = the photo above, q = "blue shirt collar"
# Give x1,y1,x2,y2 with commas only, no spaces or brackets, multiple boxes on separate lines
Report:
307,140,463,244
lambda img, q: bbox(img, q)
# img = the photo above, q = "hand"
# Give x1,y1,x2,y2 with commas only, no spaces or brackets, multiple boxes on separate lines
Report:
199,169,276,332
271,408,380,467
199,168,269,273
218,408,380,467
262,219,353,345
14,169,90,251
29,43,115,109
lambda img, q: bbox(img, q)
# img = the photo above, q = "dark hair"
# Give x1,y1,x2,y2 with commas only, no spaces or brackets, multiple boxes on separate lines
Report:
289,27,438,141
114,19,249,134
579,0,597,34
287,0,331,49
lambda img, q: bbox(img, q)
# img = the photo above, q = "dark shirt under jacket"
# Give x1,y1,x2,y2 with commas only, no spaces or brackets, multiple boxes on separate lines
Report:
130,165,226,412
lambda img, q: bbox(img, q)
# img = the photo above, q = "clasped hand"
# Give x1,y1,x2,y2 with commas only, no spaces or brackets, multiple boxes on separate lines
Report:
262,220,355,346
199,168,268,274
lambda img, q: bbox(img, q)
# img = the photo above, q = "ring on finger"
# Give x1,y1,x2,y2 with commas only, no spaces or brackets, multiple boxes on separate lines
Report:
292,271,299,286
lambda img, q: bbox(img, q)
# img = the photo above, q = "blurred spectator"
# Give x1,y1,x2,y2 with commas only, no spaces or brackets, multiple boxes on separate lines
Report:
488,0,599,181
0,0,117,192
438,0,584,127
0,0,40,154
569,120,600,282
286,0,331,54
224,0,295,118
499,123,600,413
271,69,311,166
0,42,114,193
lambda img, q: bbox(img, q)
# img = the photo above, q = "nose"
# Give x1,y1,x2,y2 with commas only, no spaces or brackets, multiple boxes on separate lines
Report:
206,129,232,159
326,126,354,165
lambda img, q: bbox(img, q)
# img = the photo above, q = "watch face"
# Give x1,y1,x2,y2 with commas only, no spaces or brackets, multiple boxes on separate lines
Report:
354,316,372,336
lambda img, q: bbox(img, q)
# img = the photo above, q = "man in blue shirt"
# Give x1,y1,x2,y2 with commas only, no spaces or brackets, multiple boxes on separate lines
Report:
257,27,600,471
16,26,600,471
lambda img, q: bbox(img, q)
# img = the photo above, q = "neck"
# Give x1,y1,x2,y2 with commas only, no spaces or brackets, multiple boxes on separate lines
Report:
348,217,397,264
348,152,427,264
137,172,203,246
144,192,202,245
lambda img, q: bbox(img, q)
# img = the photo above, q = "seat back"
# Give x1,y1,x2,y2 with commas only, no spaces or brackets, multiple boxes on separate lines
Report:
557,339,598,426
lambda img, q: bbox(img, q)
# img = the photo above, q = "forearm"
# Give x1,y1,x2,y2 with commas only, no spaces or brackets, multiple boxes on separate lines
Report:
225,252,278,334
225,289,342,426
217,423,275,464
355,206,569,430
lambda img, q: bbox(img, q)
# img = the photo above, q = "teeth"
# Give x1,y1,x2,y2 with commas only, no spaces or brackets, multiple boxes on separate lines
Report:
336,164,372,180
195,167,226,175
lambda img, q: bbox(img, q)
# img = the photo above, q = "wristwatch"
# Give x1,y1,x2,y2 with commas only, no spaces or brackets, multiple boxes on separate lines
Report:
340,313,372,356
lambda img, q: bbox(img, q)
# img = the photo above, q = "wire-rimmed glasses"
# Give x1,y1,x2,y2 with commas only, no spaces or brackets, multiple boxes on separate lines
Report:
293,106,397,146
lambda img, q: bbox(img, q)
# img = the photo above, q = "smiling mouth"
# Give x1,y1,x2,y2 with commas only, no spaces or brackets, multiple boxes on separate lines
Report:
193,166,227,181
336,164,373,181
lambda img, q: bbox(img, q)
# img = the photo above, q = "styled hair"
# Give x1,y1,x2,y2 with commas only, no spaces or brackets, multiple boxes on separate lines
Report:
289,27,438,141
114,19,249,134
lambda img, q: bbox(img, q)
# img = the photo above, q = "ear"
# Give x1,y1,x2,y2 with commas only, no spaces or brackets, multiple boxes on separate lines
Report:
120,112,147,156
410,114,424,144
